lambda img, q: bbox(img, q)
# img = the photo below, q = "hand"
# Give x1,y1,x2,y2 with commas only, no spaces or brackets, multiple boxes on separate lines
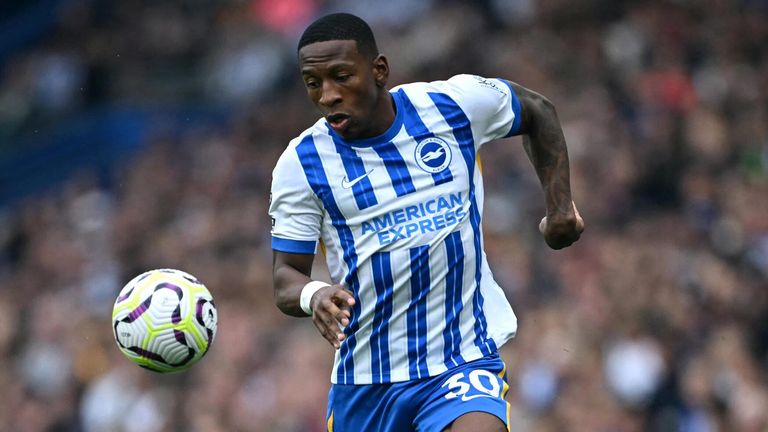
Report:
539,201,584,249
310,284,355,349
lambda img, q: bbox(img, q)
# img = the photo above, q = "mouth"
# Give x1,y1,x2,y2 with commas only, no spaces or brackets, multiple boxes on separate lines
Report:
326,113,351,133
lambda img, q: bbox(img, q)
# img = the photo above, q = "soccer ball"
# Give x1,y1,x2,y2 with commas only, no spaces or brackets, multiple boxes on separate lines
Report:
112,269,218,373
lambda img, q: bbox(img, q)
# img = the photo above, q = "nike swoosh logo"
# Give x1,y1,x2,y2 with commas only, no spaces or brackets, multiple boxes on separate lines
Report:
460,394,494,402
341,169,374,189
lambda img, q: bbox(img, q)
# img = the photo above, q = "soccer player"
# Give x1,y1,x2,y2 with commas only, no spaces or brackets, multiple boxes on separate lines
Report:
269,13,584,432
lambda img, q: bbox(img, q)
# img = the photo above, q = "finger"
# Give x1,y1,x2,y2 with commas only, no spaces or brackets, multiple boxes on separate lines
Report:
331,288,356,307
320,298,352,331
319,298,351,327
312,311,344,349
313,320,339,348
572,202,585,233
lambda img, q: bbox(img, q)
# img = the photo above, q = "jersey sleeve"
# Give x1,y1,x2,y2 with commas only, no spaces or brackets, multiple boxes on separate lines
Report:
269,145,323,254
443,74,523,147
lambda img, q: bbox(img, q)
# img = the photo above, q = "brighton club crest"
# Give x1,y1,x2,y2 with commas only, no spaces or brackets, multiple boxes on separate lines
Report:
414,137,452,173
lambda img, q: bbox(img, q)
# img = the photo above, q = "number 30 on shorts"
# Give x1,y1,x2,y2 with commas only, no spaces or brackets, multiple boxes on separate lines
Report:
441,369,504,401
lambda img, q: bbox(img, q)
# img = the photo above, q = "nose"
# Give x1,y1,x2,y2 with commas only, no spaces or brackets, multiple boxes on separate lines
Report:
318,81,342,108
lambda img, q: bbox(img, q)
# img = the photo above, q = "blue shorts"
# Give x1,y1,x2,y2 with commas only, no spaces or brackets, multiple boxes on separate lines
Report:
326,354,510,432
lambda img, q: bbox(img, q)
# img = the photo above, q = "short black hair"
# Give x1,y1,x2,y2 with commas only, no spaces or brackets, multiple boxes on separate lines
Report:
298,13,379,59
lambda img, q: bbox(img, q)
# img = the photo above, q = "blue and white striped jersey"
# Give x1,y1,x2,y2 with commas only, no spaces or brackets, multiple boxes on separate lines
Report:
270,74,522,385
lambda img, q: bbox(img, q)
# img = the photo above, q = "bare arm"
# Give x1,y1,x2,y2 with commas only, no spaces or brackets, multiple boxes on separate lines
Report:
508,81,584,249
272,251,315,316
272,251,355,348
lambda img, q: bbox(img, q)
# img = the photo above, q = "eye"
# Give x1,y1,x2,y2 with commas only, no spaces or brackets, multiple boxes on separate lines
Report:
304,79,320,89
335,74,351,83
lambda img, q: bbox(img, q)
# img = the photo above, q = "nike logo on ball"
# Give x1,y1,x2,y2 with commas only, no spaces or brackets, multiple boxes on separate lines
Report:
341,169,374,189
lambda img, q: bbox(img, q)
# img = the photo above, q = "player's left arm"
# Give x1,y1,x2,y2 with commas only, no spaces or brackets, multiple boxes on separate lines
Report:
506,81,584,249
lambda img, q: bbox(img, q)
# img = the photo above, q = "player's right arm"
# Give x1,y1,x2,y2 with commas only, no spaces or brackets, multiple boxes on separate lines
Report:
269,143,355,349
272,251,354,349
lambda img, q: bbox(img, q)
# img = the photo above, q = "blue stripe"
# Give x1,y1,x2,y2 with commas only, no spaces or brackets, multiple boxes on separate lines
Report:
331,133,378,210
428,92,495,357
407,246,431,379
271,237,316,254
372,141,417,197
295,135,363,384
396,89,453,186
442,231,466,368
499,79,523,137
370,252,394,383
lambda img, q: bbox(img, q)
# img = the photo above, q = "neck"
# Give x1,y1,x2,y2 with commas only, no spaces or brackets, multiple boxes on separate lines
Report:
364,91,396,138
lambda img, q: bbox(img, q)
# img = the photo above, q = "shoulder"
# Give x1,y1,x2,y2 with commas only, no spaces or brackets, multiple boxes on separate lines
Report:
394,74,509,94
394,75,522,141
393,75,513,111
443,75,513,101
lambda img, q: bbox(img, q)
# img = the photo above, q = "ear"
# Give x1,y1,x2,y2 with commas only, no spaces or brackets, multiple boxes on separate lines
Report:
372,55,389,88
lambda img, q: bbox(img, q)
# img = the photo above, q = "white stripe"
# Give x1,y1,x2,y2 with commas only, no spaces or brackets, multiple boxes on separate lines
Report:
424,239,449,376
457,224,484,360
384,247,413,382
350,261,376,381
312,133,349,285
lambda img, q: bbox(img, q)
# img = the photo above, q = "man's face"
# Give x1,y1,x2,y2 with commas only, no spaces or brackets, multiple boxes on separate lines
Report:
299,40,381,140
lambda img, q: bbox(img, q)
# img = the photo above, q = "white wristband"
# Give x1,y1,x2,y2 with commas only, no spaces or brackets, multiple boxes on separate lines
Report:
300,281,330,315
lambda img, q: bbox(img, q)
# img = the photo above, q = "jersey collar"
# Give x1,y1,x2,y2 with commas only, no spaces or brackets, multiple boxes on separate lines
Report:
325,91,404,148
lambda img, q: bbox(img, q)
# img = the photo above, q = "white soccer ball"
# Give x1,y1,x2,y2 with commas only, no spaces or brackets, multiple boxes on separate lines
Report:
111,269,218,373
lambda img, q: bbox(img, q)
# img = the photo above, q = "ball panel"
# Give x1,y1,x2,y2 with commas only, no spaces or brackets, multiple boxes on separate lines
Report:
143,285,185,330
146,328,195,366
114,319,150,350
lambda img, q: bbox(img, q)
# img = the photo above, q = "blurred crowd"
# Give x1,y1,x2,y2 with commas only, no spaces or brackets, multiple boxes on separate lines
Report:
1,0,767,431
